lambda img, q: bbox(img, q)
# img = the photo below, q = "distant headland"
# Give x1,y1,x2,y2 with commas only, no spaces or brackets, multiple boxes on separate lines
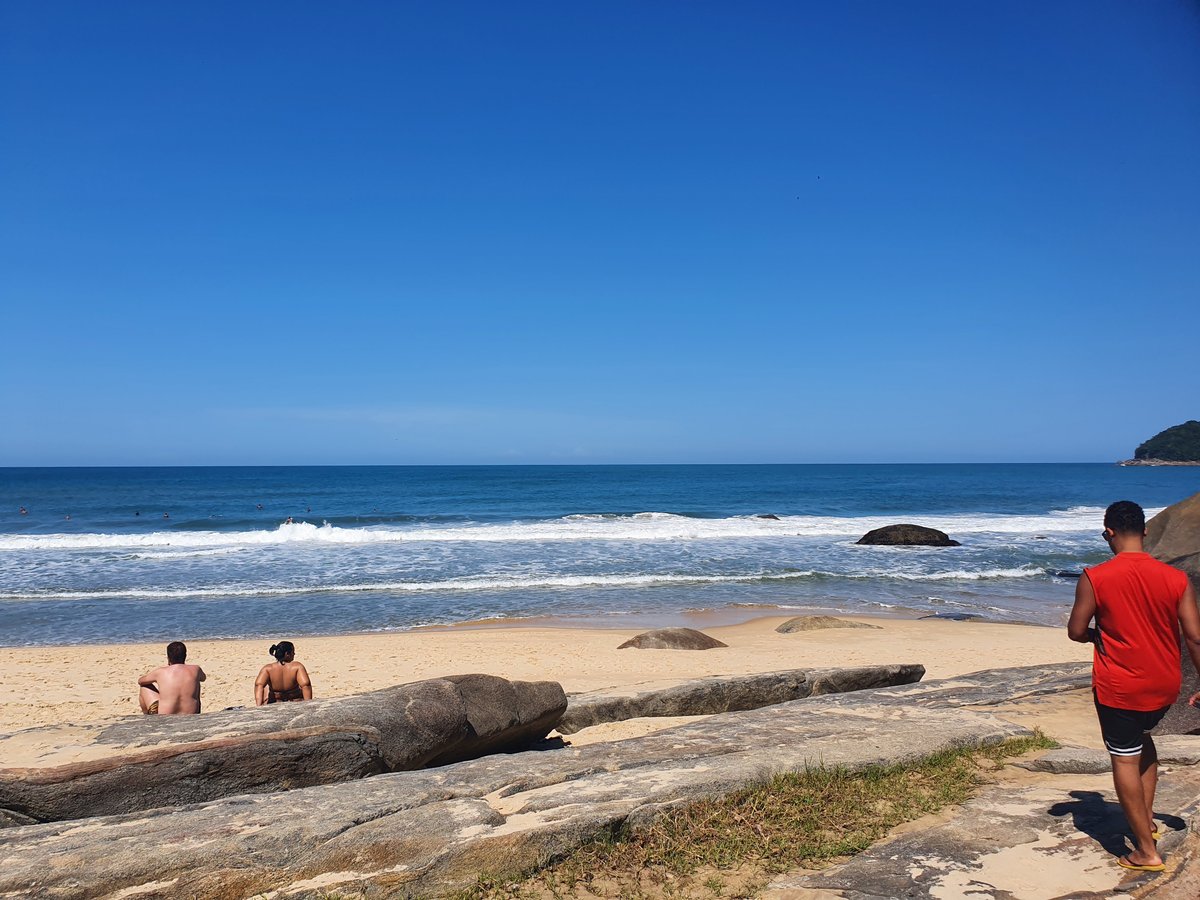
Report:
1119,420,1200,466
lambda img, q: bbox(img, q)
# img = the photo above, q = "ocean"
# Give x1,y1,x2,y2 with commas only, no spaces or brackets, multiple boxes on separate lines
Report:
1,464,1197,646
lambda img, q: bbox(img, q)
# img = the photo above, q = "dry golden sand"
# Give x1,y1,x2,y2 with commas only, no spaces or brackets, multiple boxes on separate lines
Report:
0,615,1094,752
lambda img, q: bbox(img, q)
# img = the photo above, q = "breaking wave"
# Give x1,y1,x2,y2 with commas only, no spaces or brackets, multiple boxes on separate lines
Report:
0,565,1050,603
0,507,1120,553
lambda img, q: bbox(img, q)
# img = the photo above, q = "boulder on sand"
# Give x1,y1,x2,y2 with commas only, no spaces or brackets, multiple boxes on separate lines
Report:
1146,493,1200,736
1146,492,1200,574
856,524,960,547
0,674,566,824
775,615,881,633
618,628,728,650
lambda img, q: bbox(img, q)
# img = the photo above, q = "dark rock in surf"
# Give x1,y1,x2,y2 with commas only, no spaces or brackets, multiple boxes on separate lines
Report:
856,524,961,547
756,514,781,520
919,613,983,621
618,628,728,650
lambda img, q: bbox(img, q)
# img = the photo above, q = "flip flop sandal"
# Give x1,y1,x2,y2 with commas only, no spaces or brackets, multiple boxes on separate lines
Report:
1117,855,1165,872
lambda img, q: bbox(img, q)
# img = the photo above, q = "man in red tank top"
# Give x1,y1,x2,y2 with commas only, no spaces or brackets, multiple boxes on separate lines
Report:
1068,501,1200,872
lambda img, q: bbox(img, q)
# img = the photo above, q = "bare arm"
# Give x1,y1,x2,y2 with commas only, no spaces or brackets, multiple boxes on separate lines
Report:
1068,574,1098,643
254,665,271,706
137,667,162,691
296,663,313,700
1177,581,1200,707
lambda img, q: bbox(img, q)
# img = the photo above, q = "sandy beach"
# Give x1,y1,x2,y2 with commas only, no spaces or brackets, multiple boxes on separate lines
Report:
0,615,1096,757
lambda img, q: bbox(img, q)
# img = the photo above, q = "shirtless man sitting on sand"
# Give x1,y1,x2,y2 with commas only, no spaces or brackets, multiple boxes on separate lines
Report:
137,641,206,715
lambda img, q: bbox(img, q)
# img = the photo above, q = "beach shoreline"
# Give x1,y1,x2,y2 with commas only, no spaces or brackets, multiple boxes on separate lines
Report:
0,613,1092,743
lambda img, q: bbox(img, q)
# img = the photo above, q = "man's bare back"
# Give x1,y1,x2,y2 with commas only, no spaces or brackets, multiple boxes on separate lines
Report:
138,641,205,715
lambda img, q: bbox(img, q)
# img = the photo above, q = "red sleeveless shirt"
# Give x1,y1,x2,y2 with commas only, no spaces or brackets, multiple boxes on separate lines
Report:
1085,552,1188,711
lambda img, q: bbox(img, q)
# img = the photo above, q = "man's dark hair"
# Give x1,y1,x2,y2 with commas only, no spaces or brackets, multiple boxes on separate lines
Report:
166,641,187,664
1104,500,1145,535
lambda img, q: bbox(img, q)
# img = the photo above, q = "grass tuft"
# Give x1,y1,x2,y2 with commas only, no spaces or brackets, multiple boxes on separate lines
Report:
454,731,1056,899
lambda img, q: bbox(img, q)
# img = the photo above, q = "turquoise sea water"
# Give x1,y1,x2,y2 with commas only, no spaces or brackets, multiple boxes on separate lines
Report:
1,464,1197,645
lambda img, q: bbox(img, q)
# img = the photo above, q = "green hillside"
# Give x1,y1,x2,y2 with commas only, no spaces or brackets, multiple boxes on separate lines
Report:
1134,420,1200,461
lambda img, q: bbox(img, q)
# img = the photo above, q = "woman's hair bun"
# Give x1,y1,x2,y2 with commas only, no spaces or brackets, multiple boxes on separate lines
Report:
269,644,279,656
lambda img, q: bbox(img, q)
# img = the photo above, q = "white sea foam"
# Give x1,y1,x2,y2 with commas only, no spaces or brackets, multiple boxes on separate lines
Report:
0,564,1049,603
0,507,1130,553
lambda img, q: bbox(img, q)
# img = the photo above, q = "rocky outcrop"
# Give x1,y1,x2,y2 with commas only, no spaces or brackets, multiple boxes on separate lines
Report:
1134,420,1200,463
1146,492,1200,566
768,760,1200,899
427,674,567,766
775,615,881,633
856,524,960,546
0,664,1064,899
556,664,925,734
1016,736,1200,774
617,627,727,649
1145,494,1200,737
0,674,566,824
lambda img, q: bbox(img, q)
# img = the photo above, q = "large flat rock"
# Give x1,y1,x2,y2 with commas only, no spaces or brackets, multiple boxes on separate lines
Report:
0,664,1074,899
766,765,1200,899
557,664,925,734
0,673,566,823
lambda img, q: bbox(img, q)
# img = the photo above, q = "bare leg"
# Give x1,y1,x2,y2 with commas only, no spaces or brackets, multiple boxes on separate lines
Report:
1141,736,1159,833
138,686,159,713
1111,754,1162,866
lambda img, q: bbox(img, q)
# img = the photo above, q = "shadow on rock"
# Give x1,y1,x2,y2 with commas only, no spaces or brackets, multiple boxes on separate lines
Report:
1049,790,1185,857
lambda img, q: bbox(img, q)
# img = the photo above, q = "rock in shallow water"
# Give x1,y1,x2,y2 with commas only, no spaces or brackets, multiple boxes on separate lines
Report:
856,523,960,546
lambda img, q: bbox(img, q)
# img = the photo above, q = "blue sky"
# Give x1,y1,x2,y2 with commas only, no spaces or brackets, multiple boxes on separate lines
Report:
2,1,1198,465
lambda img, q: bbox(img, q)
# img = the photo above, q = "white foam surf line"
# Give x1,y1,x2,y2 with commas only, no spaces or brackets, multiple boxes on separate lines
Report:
0,566,1049,602
0,507,1143,552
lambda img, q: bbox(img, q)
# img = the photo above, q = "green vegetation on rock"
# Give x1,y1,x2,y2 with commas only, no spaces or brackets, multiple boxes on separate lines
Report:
1135,420,1200,462
456,732,1056,900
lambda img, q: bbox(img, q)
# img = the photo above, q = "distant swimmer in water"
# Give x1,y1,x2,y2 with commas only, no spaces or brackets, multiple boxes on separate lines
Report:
284,516,294,524
135,511,140,516
254,641,312,705
163,512,170,519
18,506,27,515
257,504,263,510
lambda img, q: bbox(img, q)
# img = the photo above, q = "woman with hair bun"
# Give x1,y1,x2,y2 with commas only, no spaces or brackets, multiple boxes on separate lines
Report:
254,640,313,705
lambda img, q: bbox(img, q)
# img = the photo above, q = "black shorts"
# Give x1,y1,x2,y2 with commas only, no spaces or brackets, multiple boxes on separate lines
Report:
1094,695,1170,757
